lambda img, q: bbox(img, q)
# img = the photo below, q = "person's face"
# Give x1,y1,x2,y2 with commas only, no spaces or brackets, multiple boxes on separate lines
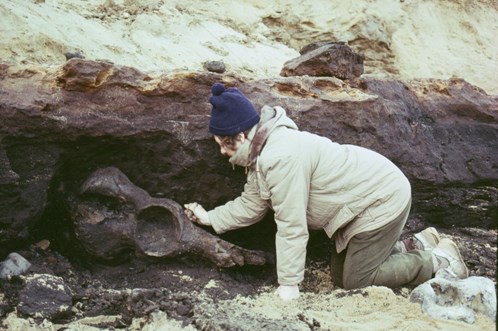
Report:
214,134,245,158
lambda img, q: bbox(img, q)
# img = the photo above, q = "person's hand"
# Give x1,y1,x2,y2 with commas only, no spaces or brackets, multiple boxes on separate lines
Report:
184,202,211,226
276,284,300,301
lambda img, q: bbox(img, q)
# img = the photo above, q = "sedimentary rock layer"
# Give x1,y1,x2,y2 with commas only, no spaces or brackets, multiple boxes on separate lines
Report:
0,59,497,255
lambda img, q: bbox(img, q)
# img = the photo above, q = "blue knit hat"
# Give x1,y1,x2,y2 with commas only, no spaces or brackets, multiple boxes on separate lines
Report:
208,83,260,136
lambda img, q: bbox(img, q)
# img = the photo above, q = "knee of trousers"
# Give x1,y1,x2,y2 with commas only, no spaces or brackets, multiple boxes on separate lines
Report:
342,275,370,290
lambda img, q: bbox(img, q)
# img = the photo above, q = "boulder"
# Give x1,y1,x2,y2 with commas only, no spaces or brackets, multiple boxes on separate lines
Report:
410,270,496,323
281,42,364,79
17,274,72,320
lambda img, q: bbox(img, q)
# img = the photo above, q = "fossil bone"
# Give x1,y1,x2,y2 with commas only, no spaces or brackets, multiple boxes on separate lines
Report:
71,167,267,267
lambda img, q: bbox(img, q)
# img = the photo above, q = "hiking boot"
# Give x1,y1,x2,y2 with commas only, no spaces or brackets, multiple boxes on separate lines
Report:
432,238,469,279
414,227,440,251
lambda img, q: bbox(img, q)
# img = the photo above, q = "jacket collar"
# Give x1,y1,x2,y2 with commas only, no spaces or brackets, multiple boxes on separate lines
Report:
229,105,298,168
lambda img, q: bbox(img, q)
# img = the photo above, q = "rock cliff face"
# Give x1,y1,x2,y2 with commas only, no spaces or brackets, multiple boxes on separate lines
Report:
0,59,496,257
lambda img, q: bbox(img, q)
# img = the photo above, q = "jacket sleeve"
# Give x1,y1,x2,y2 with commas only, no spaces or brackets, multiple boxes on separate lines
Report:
265,155,310,286
208,170,270,234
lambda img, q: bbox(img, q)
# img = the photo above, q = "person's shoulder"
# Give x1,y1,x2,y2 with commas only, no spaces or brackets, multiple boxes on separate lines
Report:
258,147,302,173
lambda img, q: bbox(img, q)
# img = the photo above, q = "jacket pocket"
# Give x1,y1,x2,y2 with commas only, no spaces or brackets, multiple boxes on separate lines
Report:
323,206,356,238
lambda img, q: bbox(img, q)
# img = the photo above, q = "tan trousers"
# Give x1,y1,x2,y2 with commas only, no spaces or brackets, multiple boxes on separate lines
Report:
330,203,433,289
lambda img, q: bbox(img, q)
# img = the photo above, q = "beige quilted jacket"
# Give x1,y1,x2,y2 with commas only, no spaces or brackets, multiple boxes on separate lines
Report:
208,105,411,285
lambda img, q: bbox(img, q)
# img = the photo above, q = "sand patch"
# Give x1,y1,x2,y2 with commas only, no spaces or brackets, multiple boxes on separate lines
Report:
0,0,497,93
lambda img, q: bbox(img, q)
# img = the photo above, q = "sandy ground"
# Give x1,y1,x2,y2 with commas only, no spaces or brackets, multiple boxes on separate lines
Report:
1,236,496,331
0,0,497,94
2,275,496,331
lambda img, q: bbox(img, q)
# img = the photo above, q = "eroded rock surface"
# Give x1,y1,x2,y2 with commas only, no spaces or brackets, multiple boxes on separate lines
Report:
0,58,496,258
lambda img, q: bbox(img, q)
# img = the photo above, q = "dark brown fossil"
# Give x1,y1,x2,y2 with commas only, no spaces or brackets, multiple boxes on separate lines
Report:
71,167,267,268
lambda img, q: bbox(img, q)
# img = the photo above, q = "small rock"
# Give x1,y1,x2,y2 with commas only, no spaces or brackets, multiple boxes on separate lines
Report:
65,51,85,61
34,239,50,250
17,274,72,320
176,303,190,316
203,61,226,74
0,253,31,278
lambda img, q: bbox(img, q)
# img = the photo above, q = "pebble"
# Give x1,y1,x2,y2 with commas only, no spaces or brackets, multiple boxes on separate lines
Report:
65,51,85,60
35,239,50,250
0,252,31,278
203,60,226,74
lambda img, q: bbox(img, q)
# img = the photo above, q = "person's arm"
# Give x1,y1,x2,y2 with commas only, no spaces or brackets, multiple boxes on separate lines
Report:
185,170,270,233
208,170,270,233
265,155,310,288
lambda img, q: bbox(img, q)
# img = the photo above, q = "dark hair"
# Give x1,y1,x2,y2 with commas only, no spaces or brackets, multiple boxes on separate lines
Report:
216,128,252,147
